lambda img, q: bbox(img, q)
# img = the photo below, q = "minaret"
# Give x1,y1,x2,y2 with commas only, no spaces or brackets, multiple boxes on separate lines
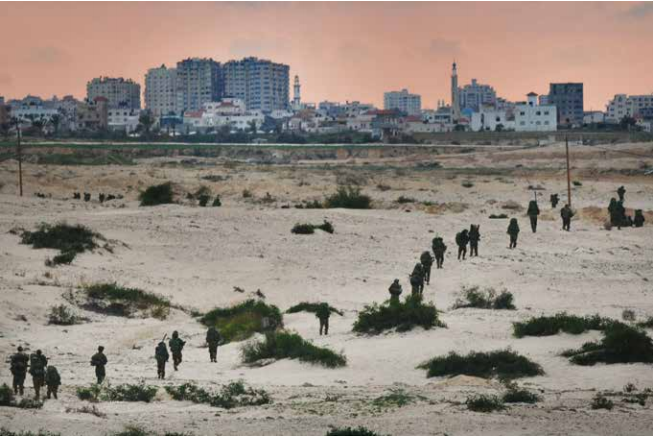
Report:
293,75,301,109
451,61,461,122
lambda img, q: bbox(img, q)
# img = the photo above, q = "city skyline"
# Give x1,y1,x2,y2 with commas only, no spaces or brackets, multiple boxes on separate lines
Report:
2,2,653,110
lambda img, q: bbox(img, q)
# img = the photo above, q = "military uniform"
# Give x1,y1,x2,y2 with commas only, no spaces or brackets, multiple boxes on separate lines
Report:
431,237,447,269
29,350,48,400
608,198,619,226
419,251,434,284
634,210,645,228
91,347,108,384
155,341,169,379
468,225,481,257
550,194,559,209
206,327,222,363
388,279,403,303
527,201,540,233
617,186,626,202
560,205,574,231
316,303,331,336
45,366,61,400
10,347,29,395
411,263,425,295
168,331,186,371
615,201,626,230
507,218,520,249
455,230,469,260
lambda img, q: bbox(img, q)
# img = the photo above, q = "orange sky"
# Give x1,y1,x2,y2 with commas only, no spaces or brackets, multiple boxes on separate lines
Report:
1,2,653,110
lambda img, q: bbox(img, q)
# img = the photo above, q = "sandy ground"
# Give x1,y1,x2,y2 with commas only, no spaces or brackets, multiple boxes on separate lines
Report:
1,142,653,435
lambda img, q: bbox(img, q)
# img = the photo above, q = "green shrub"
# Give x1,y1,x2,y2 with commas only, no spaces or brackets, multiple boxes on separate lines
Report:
637,317,653,328
502,383,541,403
76,384,101,402
513,312,612,338
286,302,343,316
326,428,384,436
563,322,653,365
489,214,508,219
466,394,505,412
353,295,445,335
241,331,346,368
316,220,335,234
47,304,83,325
418,349,544,381
303,199,323,209
453,286,515,310
77,382,157,403
324,186,371,209
200,299,283,343
573,180,583,187
0,384,42,409
622,309,636,322
242,189,253,198
21,223,101,266
372,388,420,408
591,393,614,410
292,223,315,234
139,182,174,206
46,250,76,266
165,381,270,409
83,283,170,319
461,180,474,188
212,196,222,207
198,194,210,207
396,196,416,204
0,384,14,406
112,426,149,436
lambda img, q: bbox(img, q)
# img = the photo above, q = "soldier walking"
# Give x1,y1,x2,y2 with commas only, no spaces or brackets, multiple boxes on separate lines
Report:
507,218,520,249
91,346,108,384
29,350,48,400
634,210,645,228
316,303,331,336
411,263,425,295
560,204,574,231
617,185,626,202
206,327,222,363
155,341,169,379
468,225,481,257
527,200,540,233
45,366,61,400
419,251,434,284
168,331,186,371
431,237,447,269
10,346,29,395
455,229,469,260
388,279,403,303
550,193,559,209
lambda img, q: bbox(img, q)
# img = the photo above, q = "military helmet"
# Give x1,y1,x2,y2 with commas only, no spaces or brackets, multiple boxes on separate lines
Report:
172,331,179,338
17,346,23,352
98,346,104,352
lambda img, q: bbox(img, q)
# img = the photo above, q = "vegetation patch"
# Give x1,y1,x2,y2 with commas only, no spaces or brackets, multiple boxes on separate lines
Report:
326,428,385,436
165,381,270,409
353,295,445,335
0,384,43,409
489,213,508,219
286,302,343,316
76,382,158,403
513,312,614,338
0,430,60,436
418,349,544,381
466,394,506,413
79,283,171,319
20,222,102,266
637,317,653,329
453,286,515,310
139,182,174,206
200,299,283,343
241,331,346,368
47,304,86,325
372,388,424,409
291,220,334,235
502,382,541,404
591,393,614,410
396,196,416,204
324,186,371,209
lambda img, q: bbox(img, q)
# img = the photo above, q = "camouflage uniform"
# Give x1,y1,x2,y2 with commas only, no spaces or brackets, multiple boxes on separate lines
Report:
431,237,447,269
29,350,48,400
315,303,331,336
615,201,626,230
206,327,222,363
10,347,29,395
550,194,559,209
388,279,403,303
617,186,626,202
411,263,425,295
560,205,574,231
419,251,434,284
507,218,520,249
608,198,619,226
45,366,61,400
468,225,481,257
455,230,469,260
91,346,108,384
634,210,645,228
527,201,540,233
155,341,169,379
168,331,186,371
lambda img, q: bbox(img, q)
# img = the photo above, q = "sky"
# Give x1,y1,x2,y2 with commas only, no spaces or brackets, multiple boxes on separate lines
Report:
1,2,653,110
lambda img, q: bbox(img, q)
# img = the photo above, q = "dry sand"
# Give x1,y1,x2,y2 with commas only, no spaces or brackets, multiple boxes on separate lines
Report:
1,142,653,435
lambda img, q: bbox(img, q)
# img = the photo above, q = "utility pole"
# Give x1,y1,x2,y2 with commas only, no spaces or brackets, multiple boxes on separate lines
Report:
14,119,23,197
565,135,571,207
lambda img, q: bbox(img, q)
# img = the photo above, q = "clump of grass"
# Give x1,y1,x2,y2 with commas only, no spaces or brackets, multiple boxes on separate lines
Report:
353,295,445,335
513,312,612,338
372,388,423,409
573,180,583,187
139,182,174,206
418,349,544,381
165,381,270,409
0,384,13,406
212,196,222,207
396,196,416,204
466,394,505,412
200,299,283,343
242,189,253,198
622,309,636,322
453,286,515,310
77,382,158,403
112,426,150,436
0,384,42,409
502,382,541,403
82,283,171,319
326,428,384,436
489,213,508,219
286,302,343,316
324,186,371,209
461,180,474,188
20,222,101,266
291,221,335,235
591,393,614,410
47,304,84,325
241,331,346,368
562,322,653,366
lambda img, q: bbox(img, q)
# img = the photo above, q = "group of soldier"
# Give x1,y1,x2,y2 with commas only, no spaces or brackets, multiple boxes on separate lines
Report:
608,186,645,229
72,192,121,203
9,347,61,400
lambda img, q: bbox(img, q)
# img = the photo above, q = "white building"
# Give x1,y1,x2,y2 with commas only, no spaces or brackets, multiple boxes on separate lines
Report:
583,111,605,124
145,65,177,116
108,108,141,133
87,77,141,109
346,112,375,133
384,89,421,115
470,109,512,132
606,93,653,122
514,93,557,132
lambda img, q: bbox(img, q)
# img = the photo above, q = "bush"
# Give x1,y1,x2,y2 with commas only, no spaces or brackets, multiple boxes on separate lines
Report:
242,189,253,198
212,196,222,207
461,180,474,188
637,317,653,328
353,295,445,335
77,382,158,403
241,331,346,368
198,194,210,207
453,286,515,310
48,304,83,325
591,393,614,410
324,186,371,209
291,223,315,235
466,394,505,412
286,302,343,316
489,214,508,219
112,426,149,436
563,322,653,366
418,349,544,381
21,222,101,266
513,312,612,338
502,383,541,403
165,381,270,409
396,196,416,204
326,428,384,436
573,180,583,187
76,384,101,402
317,220,335,234
372,388,420,408
82,283,170,319
46,250,76,266
622,309,636,322
0,384,42,409
200,299,283,343
0,384,13,406
139,182,174,206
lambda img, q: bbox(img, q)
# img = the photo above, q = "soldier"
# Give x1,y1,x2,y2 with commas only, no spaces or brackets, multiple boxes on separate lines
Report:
527,200,540,233
10,346,29,396
617,185,626,202
316,303,331,336
73,192,81,200
411,263,425,295
99,193,106,203
388,279,403,303
560,204,574,231
634,210,645,228
91,346,108,384
206,327,222,363
608,198,619,227
615,200,626,230
168,331,186,371
455,229,469,260
431,237,447,269
550,193,559,209
29,349,48,400
468,225,481,257
507,218,520,249
84,192,91,202
44,365,61,400
155,341,169,379
420,251,434,285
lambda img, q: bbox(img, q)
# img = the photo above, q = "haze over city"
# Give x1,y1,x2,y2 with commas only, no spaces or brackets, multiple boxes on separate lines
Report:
2,1,653,109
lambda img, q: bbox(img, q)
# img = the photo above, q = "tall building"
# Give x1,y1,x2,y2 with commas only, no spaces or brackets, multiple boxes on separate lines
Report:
145,65,178,116
606,93,653,122
86,77,141,109
451,62,461,121
222,57,290,112
292,75,301,110
383,89,421,115
175,58,223,113
548,83,584,127
459,79,497,112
